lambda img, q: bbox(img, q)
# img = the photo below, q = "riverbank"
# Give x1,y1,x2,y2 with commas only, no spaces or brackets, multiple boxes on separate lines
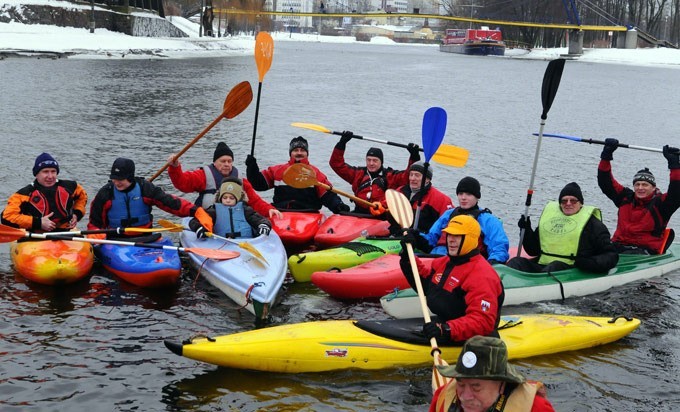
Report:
2,9,680,66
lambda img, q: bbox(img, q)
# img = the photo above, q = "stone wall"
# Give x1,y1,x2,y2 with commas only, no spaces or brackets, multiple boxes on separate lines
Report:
0,3,187,37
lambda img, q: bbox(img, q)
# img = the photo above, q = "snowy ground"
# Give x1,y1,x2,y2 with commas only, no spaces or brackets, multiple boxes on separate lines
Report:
2,0,680,66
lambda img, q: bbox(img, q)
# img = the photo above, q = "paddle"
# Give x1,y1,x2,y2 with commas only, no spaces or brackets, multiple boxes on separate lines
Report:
47,222,185,237
517,58,566,257
385,189,449,392
533,132,675,154
413,107,447,229
282,163,377,210
157,219,267,265
290,122,468,167
149,81,254,182
0,224,239,260
251,32,274,156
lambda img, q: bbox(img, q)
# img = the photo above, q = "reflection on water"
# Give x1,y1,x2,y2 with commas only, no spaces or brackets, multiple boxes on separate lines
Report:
1,42,680,411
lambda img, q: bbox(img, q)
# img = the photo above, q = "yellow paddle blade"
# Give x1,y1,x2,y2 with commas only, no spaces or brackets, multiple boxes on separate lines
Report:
431,144,469,168
238,241,268,265
156,219,188,232
290,122,331,134
432,353,452,393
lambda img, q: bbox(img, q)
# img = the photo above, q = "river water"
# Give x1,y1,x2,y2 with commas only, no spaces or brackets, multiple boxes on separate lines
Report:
1,41,679,411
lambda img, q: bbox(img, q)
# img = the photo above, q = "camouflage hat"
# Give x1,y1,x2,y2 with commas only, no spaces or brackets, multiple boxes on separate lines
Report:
436,336,525,384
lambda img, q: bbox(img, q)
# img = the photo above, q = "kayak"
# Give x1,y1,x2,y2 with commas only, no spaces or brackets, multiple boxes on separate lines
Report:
288,237,402,282
311,254,436,299
95,235,182,288
270,211,324,251
381,243,680,319
313,213,390,249
180,217,288,322
10,239,94,285
164,314,640,373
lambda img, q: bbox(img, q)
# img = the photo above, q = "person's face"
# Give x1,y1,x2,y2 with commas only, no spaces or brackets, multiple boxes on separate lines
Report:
455,378,503,412
365,156,382,173
290,148,308,162
409,171,423,191
457,192,478,210
214,155,234,177
559,196,582,216
446,234,463,256
111,178,133,191
35,168,58,187
633,181,655,199
221,193,237,206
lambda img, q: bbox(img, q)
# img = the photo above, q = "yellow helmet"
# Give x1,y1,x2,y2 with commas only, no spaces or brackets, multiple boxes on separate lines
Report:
442,214,481,255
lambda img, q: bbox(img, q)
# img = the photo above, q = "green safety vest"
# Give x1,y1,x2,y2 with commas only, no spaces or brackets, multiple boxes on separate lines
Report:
538,201,602,266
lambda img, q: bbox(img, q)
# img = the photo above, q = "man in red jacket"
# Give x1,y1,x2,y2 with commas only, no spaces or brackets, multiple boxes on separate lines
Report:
598,139,680,254
430,336,555,412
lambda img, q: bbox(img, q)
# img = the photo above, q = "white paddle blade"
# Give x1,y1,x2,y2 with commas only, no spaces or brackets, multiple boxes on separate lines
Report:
385,189,414,229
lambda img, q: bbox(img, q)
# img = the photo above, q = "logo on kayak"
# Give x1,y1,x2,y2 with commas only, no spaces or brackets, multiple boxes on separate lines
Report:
325,348,348,357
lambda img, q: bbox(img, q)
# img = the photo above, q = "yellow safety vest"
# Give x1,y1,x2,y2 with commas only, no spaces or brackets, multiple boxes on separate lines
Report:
538,201,601,266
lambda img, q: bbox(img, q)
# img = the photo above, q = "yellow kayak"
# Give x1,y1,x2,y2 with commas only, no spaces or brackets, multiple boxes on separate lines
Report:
165,314,640,373
11,239,94,285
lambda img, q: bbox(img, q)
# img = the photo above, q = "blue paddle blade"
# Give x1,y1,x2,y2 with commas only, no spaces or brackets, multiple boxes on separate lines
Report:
422,107,447,162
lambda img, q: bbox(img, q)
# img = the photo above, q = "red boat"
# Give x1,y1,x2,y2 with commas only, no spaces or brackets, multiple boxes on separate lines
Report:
313,214,390,249
440,27,506,56
271,211,324,251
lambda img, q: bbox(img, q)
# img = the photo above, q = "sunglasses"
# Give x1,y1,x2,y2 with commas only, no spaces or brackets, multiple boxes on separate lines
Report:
560,198,580,205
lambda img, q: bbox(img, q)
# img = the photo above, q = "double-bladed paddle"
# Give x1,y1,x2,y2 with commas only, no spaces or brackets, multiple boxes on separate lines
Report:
518,58,566,257
251,32,274,156
385,189,450,393
533,132,677,154
290,122,468,167
47,222,185,237
282,163,377,210
149,81,254,182
0,224,239,260
157,219,267,265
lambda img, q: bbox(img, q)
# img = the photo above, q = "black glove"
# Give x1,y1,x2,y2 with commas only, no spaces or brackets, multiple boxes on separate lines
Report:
600,138,619,161
663,145,680,169
402,227,420,244
337,131,354,149
195,226,208,239
245,154,258,169
423,321,452,343
258,224,271,236
336,203,351,213
407,143,421,161
517,215,532,230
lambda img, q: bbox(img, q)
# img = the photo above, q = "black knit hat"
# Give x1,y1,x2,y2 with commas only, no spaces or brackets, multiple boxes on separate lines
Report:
457,176,481,199
213,142,234,162
366,147,384,164
559,181,584,204
110,157,135,181
289,136,309,155
32,152,60,176
409,161,433,180
633,168,656,186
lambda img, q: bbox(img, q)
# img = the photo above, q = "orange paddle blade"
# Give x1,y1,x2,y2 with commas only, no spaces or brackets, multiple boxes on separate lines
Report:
185,248,240,260
282,163,317,189
255,32,274,82
0,224,26,243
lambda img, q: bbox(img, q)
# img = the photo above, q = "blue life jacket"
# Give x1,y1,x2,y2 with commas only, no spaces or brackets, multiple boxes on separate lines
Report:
214,202,252,238
107,183,152,228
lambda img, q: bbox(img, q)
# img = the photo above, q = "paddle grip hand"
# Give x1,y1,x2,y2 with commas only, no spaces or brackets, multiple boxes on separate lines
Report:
258,224,271,236
517,215,532,231
600,138,619,161
423,322,452,343
195,226,208,239
663,145,680,169
337,131,354,150
406,143,421,161
369,201,386,216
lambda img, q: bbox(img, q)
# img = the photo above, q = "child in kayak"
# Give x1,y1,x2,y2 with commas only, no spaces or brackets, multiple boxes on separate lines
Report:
189,176,272,239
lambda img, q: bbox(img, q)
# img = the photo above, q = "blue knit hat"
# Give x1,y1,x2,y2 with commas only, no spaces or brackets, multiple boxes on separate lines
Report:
33,153,60,176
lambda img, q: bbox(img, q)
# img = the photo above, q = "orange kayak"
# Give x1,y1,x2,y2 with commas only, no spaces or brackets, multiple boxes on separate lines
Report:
10,239,94,285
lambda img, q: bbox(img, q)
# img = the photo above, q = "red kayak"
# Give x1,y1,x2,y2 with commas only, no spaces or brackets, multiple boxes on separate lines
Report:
311,254,436,300
271,211,324,251
313,214,390,249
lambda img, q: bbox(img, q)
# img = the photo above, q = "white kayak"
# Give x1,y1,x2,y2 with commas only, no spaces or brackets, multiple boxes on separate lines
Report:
180,217,288,323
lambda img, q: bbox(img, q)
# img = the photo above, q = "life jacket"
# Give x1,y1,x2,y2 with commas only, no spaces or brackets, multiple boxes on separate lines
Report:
28,182,76,228
214,202,252,238
433,380,543,412
107,183,152,228
538,201,601,266
196,164,239,209
436,207,491,256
